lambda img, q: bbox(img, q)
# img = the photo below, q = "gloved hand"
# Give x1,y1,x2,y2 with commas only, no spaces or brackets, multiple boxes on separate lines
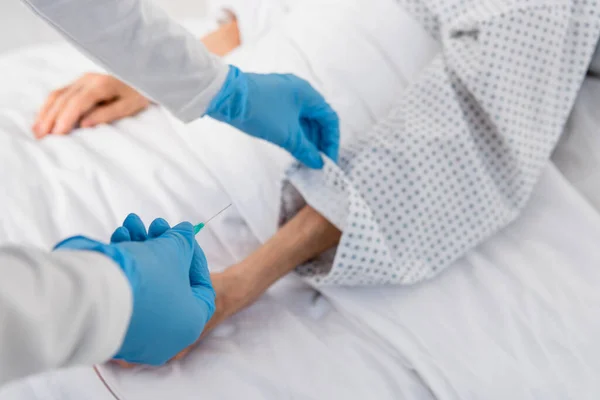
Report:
54,214,215,366
206,65,340,169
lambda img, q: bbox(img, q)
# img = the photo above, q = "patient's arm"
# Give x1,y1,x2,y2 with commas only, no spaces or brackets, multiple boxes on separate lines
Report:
114,205,340,366
210,205,341,330
167,205,341,362
32,19,241,138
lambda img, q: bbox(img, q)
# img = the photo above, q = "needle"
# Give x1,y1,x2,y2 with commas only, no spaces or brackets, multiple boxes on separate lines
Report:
193,203,232,235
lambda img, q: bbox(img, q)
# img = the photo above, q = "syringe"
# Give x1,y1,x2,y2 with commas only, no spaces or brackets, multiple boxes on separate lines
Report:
193,203,232,235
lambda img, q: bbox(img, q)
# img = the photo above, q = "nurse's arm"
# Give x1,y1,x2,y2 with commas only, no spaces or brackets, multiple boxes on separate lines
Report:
0,247,131,386
33,19,241,138
20,0,229,122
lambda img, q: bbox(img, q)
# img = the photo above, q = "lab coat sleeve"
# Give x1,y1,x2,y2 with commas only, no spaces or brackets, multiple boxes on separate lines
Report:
20,0,229,122
0,246,132,386
281,0,600,286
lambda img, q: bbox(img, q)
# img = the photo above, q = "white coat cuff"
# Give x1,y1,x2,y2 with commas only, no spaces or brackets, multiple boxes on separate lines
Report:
178,60,230,121
70,251,133,361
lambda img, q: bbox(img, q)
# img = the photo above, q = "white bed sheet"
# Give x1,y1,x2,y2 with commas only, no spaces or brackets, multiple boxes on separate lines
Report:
322,165,600,399
0,1,438,399
1,1,600,399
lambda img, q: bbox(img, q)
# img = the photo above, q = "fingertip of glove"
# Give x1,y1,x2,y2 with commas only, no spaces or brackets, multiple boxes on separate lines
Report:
323,145,340,164
123,214,148,241
110,226,131,243
172,221,194,233
124,213,141,224
165,222,196,250
302,152,324,169
148,218,171,238
152,217,169,226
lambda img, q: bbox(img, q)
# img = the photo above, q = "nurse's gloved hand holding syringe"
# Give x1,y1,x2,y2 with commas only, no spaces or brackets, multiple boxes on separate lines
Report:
56,215,216,366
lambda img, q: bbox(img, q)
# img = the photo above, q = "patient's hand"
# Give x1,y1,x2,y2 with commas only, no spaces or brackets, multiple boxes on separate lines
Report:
32,73,151,138
33,19,241,138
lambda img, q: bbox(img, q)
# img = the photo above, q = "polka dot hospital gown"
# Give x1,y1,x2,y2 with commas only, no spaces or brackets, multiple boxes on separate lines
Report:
281,0,600,286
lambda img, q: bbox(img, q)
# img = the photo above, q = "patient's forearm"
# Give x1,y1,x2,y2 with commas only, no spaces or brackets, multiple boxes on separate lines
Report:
206,206,341,331
235,206,339,294
116,206,338,367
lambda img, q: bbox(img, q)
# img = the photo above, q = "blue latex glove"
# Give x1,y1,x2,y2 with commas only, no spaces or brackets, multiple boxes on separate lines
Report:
54,214,215,366
206,65,340,169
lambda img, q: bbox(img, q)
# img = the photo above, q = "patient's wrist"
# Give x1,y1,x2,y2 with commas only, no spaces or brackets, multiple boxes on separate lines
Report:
229,206,341,293
200,207,341,337
296,206,342,261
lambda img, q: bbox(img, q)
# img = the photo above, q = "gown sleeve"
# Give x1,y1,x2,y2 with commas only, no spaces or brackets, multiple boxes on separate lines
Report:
283,0,600,285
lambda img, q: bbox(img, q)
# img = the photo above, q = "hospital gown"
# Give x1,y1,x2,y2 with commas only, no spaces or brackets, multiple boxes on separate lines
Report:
283,0,600,285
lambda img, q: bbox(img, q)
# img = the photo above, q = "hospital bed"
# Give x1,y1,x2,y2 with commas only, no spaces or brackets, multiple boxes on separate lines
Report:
1,0,600,398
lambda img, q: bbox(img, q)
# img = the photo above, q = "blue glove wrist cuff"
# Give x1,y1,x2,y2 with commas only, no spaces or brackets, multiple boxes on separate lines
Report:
205,65,248,123
54,236,138,290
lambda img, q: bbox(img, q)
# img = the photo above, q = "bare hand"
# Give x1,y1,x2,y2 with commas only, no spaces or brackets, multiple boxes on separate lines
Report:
32,73,150,138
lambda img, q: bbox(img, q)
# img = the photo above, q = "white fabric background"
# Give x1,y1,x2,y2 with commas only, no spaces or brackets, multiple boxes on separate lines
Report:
0,2,437,399
1,0,600,399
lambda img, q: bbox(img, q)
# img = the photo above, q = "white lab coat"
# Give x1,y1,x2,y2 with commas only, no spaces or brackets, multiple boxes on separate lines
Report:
0,247,132,386
20,0,229,122
1,0,231,386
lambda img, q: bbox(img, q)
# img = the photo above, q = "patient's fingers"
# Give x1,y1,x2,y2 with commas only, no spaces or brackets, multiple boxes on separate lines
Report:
34,86,79,138
52,84,114,135
80,97,149,129
34,73,151,138
33,87,67,136
148,218,171,238
111,359,137,369
110,226,131,243
123,214,148,241
171,345,195,362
